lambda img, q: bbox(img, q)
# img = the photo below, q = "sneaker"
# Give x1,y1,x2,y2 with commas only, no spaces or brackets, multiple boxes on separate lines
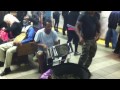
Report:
0,67,11,76
74,52,81,56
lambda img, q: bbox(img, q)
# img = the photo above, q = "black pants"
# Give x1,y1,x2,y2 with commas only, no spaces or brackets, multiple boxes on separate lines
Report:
63,18,67,34
67,30,79,52
54,19,59,32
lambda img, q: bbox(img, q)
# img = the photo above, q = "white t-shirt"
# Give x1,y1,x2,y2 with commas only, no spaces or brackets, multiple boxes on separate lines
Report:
34,28,58,50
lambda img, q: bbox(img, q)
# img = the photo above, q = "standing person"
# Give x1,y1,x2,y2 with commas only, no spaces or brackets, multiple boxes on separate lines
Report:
105,11,120,49
62,11,69,35
53,11,60,32
67,11,80,56
75,11,101,70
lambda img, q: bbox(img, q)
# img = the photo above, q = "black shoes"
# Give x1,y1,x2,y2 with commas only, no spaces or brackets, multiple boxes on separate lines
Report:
0,67,11,76
0,61,4,67
105,45,109,48
113,50,119,54
63,32,66,35
74,52,81,56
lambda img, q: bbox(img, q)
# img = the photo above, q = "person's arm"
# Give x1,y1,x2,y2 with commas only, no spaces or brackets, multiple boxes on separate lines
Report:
95,20,101,41
53,31,59,45
6,22,19,32
75,14,85,44
75,21,82,39
34,30,47,49
21,27,35,44
75,21,84,44
37,43,47,49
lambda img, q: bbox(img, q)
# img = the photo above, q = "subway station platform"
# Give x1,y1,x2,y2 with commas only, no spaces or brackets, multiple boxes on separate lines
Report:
0,29,119,79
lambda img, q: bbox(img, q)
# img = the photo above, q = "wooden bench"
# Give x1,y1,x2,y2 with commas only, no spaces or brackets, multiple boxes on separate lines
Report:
12,42,38,65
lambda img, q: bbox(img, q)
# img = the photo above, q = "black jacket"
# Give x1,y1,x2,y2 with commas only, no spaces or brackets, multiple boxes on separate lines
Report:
67,11,80,26
6,22,22,38
17,11,27,22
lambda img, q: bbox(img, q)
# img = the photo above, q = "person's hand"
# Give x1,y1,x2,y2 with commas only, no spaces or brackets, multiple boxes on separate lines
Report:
95,36,99,41
79,37,84,45
2,27,7,32
95,33,100,41
2,27,6,30
42,44,47,50
13,42,22,46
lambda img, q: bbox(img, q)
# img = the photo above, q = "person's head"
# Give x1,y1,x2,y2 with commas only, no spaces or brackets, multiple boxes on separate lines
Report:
87,11,96,15
23,15,31,26
23,19,31,27
44,19,52,34
4,14,19,26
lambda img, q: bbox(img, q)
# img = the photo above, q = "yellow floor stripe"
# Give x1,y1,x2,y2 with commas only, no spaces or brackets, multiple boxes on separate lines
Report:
52,27,112,47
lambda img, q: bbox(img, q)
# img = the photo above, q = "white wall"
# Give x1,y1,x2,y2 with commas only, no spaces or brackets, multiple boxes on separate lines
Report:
100,11,112,39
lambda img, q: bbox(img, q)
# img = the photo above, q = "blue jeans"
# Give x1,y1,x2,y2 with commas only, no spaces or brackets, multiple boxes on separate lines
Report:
105,28,118,48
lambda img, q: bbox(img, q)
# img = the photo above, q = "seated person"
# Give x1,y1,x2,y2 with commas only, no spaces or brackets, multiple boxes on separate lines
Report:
3,14,22,39
0,18,35,76
34,20,59,73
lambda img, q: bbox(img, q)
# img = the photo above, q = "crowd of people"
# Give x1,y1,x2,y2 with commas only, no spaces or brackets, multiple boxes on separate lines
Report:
0,11,119,79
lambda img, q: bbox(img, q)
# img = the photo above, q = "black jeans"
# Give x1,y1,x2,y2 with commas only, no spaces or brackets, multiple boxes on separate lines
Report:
54,19,59,32
63,18,67,34
67,30,79,52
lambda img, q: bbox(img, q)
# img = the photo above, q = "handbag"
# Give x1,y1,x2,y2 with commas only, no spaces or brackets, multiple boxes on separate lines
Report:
116,24,120,33
0,28,9,42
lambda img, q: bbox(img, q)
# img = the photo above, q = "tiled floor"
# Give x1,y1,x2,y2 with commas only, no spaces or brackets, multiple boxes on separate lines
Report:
0,32,120,79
